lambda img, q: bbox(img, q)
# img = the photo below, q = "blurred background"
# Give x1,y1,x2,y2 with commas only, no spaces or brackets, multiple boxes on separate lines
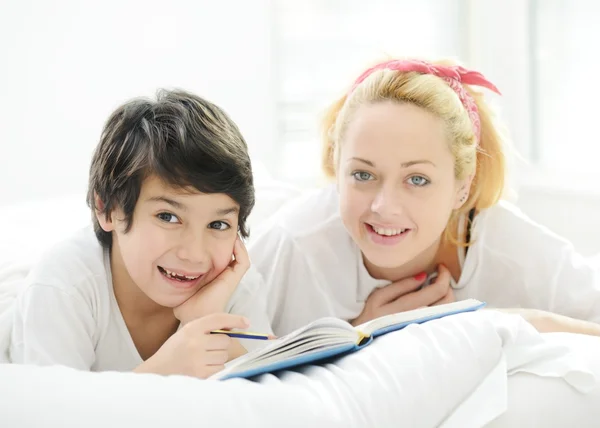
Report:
1,0,599,255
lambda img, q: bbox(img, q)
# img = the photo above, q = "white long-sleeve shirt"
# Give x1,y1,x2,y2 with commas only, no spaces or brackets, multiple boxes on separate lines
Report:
10,226,272,370
249,185,600,336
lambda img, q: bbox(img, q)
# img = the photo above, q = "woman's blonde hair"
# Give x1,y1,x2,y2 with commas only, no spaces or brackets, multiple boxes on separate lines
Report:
321,59,507,245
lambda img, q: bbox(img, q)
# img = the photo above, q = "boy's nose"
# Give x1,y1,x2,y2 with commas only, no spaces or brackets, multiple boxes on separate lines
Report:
176,234,209,266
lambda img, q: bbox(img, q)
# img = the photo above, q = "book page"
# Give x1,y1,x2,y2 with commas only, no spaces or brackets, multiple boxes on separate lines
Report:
356,299,485,337
213,336,354,380
210,317,359,379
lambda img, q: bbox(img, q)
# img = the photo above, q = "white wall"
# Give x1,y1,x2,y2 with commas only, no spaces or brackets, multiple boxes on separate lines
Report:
1,0,598,257
0,0,276,206
467,0,600,257
516,183,600,257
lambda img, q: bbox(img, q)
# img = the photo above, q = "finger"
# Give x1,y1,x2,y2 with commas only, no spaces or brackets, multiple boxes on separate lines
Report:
373,272,428,305
206,238,249,290
191,313,250,334
435,264,453,289
419,264,452,304
231,237,250,275
196,364,224,379
383,267,452,313
201,266,237,296
382,291,426,315
204,350,230,366
432,288,455,306
204,333,232,350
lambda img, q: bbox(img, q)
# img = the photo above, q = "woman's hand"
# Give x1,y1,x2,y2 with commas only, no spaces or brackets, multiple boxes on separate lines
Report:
352,264,456,326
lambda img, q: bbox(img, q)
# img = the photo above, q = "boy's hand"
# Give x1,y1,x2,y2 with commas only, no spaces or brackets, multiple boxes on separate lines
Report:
174,237,250,325
134,313,249,379
351,264,455,326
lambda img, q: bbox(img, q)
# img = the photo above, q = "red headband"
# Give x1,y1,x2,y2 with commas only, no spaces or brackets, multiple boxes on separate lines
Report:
349,59,501,142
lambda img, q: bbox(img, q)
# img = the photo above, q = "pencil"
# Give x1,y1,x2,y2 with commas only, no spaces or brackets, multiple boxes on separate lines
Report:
210,330,273,340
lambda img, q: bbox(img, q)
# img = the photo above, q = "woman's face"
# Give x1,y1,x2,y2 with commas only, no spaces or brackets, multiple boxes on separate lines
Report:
337,101,468,272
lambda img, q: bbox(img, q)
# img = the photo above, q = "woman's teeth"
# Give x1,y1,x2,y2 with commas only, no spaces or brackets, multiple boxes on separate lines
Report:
372,226,407,236
160,267,200,281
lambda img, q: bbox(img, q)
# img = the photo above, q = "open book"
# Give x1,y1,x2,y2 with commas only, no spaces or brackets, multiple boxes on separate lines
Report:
210,299,486,381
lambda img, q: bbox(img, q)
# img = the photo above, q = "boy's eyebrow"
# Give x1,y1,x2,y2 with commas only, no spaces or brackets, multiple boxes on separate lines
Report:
216,206,239,216
348,157,435,168
147,196,238,216
147,196,187,211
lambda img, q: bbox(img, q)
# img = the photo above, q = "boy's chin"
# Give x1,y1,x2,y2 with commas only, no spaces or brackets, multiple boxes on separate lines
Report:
147,292,193,310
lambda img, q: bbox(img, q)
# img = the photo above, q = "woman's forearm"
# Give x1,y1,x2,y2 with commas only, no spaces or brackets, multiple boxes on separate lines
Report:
495,308,600,336
544,312,600,336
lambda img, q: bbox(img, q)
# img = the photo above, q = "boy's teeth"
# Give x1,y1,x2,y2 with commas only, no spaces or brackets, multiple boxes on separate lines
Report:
372,226,406,236
163,268,199,280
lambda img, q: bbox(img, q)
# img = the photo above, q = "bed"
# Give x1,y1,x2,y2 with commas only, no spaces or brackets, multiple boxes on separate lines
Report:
1,177,599,427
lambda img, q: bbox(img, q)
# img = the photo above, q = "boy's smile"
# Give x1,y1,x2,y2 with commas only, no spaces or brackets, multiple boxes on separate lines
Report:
157,266,206,290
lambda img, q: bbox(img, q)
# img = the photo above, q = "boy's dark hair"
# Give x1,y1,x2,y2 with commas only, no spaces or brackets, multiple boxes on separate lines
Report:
87,89,255,248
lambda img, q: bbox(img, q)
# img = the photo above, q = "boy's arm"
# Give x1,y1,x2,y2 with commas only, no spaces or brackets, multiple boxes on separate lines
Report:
10,284,96,369
225,265,274,354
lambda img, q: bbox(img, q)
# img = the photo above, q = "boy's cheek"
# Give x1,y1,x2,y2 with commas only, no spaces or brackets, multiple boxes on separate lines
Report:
211,242,238,275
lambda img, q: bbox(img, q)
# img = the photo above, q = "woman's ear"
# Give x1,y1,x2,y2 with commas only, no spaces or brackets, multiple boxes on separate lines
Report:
94,193,115,232
453,174,475,209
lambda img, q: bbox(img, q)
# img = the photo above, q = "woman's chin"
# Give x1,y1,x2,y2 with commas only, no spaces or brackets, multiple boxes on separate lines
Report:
362,247,414,270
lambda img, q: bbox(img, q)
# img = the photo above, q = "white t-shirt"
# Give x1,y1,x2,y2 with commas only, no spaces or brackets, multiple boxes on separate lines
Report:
9,225,272,371
249,185,600,336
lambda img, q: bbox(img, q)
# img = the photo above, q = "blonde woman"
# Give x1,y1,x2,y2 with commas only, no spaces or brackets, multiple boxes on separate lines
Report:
249,58,600,337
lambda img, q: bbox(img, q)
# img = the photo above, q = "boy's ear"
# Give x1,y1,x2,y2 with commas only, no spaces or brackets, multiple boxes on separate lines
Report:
94,193,115,232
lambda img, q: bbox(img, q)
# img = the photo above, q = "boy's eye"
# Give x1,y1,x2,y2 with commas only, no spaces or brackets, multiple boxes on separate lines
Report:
157,212,180,223
209,221,230,231
352,171,374,182
407,176,430,187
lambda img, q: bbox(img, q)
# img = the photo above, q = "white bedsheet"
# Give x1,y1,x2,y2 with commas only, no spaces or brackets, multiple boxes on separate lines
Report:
487,332,600,427
0,262,27,363
0,309,598,428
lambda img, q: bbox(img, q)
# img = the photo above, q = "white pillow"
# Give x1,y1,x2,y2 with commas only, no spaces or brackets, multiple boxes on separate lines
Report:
0,311,507,428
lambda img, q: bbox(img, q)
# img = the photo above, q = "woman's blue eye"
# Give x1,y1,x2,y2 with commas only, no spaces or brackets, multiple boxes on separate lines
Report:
209,221,230,231
352,171,373,182
157,212,180,223
408,176,430,186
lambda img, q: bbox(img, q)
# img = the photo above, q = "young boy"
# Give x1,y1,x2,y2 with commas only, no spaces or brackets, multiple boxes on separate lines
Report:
9,89,273,379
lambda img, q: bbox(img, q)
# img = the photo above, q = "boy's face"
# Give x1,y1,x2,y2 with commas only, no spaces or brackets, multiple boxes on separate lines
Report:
98,175,240,308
